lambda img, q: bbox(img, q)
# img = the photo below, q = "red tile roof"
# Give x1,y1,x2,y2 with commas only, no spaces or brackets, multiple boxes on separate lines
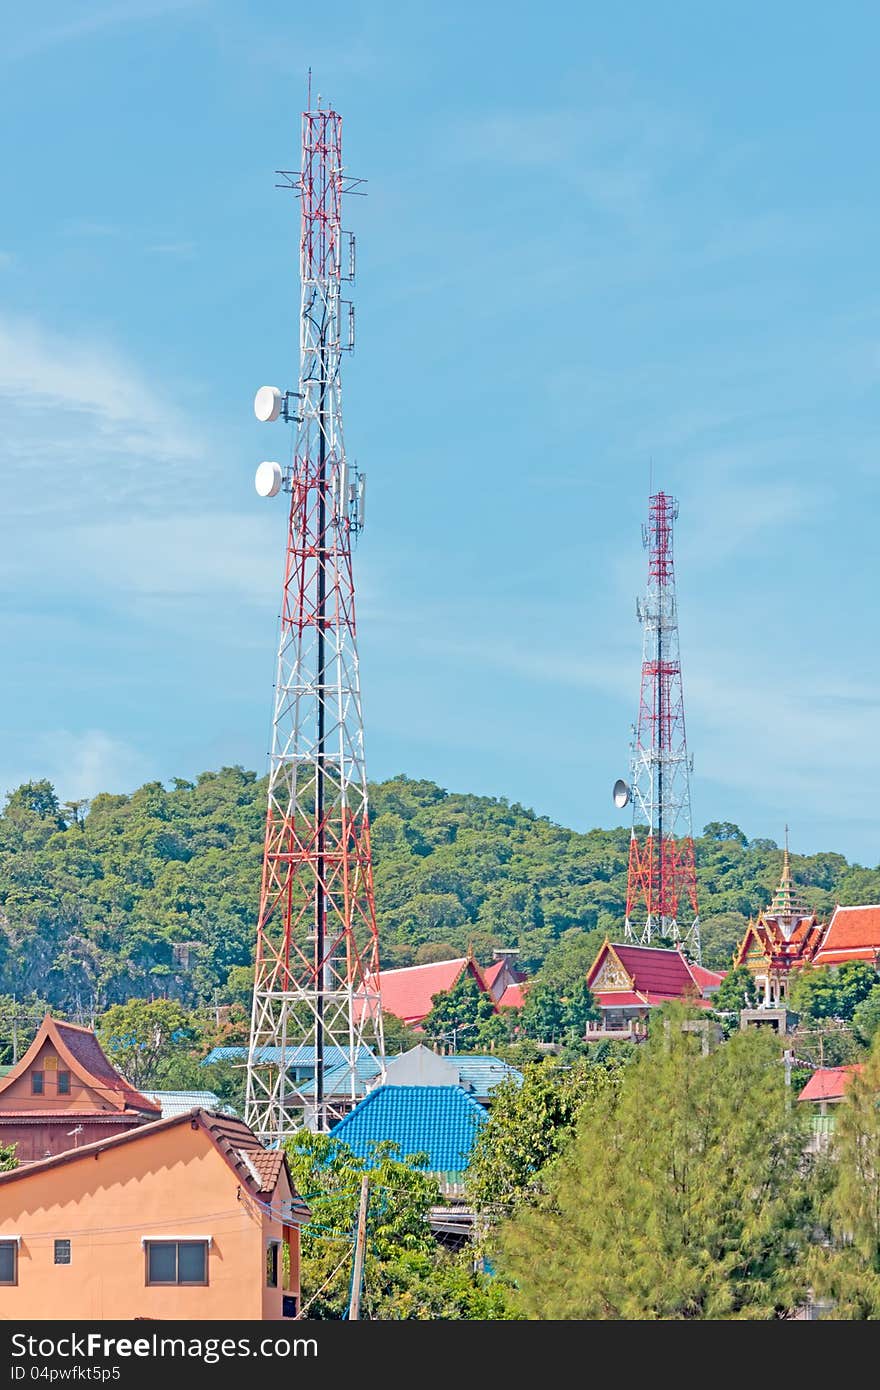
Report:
797,1065,863,1104
497,983,525,1010
481,961,505,991
689,964,726,992
594,991,646,1009
607,944,700,999
371,958,475,1025
812,906,880,966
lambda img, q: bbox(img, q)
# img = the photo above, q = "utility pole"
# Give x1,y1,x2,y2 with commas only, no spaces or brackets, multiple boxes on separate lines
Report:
348,1174,370,1321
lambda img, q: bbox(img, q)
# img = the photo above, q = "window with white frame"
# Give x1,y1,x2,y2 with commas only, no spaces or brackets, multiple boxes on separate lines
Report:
144,1240,208,1286
0,1240,17,1286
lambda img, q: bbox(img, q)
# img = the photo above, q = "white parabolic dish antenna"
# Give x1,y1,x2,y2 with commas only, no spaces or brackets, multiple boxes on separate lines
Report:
254,385,282,423
612,778,631,810
255,460,283,498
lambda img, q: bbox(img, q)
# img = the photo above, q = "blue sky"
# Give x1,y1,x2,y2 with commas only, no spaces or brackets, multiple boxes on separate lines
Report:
2,1,880,862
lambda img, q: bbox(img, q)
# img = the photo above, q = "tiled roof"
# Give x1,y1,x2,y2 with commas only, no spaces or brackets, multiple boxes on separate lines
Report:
481,960,505,990
0,1016,160,1116
297,1054,384,1099
451,1055,522,1097
497,983,525,1009
54,1021,162,1113
604,944,699,998
689,964,726,992
641,991,714,1010
0,1108,309,1218
813,906,880,966
329,1085,487,1174
594,991,646,1008
142,1090,231,1118
203,1044,380,1075
371,958,472,1024
798,1065,863,1104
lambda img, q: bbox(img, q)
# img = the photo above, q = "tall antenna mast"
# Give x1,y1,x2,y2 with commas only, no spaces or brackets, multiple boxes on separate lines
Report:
613,491,700,959
245,90,384,1141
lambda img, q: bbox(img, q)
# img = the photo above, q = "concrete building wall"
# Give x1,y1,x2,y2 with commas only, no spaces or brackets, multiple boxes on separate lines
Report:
0,1123,298,1320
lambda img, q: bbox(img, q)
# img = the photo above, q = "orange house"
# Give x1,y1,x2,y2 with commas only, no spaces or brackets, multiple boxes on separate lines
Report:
0,1014,161,1163
0,1108,309,1320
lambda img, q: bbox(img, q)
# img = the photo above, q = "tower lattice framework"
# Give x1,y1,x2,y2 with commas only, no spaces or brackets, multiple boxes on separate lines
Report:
246,95,384,1142
624,491,700,959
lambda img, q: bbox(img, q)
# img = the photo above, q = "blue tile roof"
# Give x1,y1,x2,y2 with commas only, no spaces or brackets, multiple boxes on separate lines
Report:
203,1044,380,1075
297,1055,384,1099
143,1089,234,1118
450,1055,523,1097
328,1085,487,1174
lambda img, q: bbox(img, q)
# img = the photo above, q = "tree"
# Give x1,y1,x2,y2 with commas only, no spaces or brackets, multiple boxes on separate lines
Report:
853,986,880,1047
702,822,749,845
96,998,202,1089
0,1142,17,1172
813,1035,880,1316
284,1132,516,1319
713,964,757,1012
4,781,64,823
468,1054,627,1216
422,972,495,1047
790,962,878,1023
495,1009,813,1318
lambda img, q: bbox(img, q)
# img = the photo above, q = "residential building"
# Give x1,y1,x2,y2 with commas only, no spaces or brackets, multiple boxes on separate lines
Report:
142,1089,231,1118
203,1043,381,1119
0,1108,308,1320
798,1064,864,1152
328,1084,487,1197
0,1015,160,1163
376,1044,521,1104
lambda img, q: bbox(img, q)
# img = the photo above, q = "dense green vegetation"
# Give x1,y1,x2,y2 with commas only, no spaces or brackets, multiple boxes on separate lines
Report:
493,1012,815,1318
284,1132,517,1319
2,770,880,1019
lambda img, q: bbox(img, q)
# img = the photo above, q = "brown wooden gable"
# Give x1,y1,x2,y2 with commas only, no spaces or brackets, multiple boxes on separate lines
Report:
0,1015,160,1116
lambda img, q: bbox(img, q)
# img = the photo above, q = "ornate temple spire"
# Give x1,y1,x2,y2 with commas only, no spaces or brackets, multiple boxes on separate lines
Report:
768,825,809,920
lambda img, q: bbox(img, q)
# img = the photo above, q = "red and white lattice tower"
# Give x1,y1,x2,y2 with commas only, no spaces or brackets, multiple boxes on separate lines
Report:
615,491,700,960
245,90,384,1142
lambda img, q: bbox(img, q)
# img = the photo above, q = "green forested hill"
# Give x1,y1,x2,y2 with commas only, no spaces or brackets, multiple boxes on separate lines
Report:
0,769,878,1013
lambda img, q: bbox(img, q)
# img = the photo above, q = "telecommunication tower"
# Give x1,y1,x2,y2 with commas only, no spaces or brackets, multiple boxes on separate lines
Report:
612,491,700,959
245,88,384,1142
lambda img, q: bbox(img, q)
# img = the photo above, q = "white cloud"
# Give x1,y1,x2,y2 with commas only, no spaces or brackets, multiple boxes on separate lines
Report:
0,313,202,520
4,0,208,64
0,729,149,804
69,512,282,603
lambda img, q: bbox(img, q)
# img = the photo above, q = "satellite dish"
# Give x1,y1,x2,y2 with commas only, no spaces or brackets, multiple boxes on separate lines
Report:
254,460,283,498
254,386,282,423
612,778,631,810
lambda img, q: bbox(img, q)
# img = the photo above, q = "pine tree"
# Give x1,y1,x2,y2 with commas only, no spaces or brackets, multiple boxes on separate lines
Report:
813,1035,880,1317
495,1007,813,1318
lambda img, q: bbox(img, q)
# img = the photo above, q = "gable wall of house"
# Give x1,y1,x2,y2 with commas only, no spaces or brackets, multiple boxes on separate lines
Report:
0,1122,285,1320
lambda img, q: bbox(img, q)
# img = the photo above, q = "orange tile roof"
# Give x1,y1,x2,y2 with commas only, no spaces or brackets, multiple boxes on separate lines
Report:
497,983,525,1009
813,905,880,966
